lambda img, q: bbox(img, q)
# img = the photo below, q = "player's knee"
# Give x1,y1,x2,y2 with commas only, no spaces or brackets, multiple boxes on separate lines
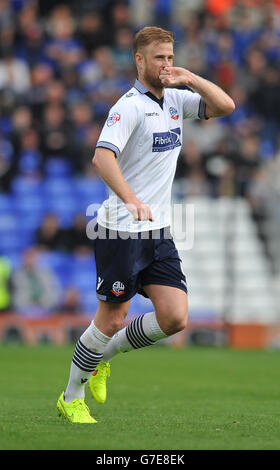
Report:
170,311,188,334
108,319,124,336
106,305,129,336
159,306,188,336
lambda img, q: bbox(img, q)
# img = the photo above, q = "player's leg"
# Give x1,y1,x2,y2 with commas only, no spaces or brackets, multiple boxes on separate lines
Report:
100,248,189,362
143,284,188,335
57,299,129,422
89,229,188,403
101,284,188,362
88,286,187,406
64,299,129,402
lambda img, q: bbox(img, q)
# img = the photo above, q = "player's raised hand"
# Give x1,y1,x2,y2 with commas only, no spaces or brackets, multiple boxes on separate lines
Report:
159,66,193,87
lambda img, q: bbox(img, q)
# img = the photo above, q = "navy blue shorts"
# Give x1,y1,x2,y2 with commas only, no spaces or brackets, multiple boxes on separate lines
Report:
92,224,188,303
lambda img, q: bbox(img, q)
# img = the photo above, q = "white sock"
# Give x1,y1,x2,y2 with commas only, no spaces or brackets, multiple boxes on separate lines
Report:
64,320,111,402
102,312,167,362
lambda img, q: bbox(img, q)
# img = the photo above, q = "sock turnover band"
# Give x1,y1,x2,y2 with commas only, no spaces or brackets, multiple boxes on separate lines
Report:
72,339,103,372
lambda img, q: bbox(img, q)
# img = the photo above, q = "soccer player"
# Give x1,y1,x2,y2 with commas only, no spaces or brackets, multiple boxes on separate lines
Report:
57,26,235,423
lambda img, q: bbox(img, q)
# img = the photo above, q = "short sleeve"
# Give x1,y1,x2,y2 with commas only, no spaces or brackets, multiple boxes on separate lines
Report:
181,90,208,120
96,99,139,157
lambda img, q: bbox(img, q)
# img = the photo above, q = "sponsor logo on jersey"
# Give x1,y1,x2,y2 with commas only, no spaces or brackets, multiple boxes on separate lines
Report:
145,112,159,117
152,127,181,152
107,112,121,127
111,281,125,296
169,107,179,120
126,92,135,98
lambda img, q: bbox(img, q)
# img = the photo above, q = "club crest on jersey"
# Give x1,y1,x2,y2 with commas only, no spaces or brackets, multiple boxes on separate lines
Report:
169,107,179,120
152,127,181,152
107,112,121,127
111,281,125,296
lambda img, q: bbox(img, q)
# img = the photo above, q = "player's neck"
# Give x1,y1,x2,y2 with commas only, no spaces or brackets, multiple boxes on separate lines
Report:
139,77,164,100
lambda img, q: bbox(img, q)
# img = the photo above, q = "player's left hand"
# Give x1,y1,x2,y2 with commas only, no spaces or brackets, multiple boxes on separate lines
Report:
159,66,193,87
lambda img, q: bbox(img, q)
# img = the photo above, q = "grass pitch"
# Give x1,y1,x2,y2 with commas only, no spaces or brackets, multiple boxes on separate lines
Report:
0,344,280,450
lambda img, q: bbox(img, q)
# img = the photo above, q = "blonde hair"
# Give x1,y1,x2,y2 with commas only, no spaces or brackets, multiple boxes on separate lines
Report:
133,26,175,55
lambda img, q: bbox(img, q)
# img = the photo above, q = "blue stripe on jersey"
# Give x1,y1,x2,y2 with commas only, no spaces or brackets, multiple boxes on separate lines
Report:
96,141,120,158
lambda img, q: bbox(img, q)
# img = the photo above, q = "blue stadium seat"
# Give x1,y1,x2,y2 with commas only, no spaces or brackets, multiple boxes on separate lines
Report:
70,256,96,289
0,214,17,232
0,214,34,255
43,177,75,198
72,271,96,291
67,255,97,313
20,212,45,231
11,176,42,197
13,194,46,217
80,290,98,313
38,251,73,287
18,150,42,174
45,158,73,178
75,177,107,212
0,229,33,254
0,234,23,254
45,196,79,227
4,252,22,270
0,194,14,214
129,294,153,316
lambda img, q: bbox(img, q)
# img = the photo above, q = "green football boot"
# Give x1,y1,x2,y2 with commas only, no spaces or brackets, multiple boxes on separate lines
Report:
57,392,97,423
88,361,110,404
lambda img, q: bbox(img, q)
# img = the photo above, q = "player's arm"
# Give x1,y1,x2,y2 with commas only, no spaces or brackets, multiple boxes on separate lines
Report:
159,67,235,118
92,147,154,221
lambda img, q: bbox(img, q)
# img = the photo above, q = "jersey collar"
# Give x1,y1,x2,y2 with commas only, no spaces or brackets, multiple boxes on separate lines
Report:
134,78,148,94
134,79,164,110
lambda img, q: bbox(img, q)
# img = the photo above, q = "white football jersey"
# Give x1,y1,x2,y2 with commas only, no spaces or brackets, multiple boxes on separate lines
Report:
95,79,207,232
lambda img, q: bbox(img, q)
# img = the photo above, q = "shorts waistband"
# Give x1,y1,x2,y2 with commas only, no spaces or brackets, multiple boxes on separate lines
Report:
93,224,172,240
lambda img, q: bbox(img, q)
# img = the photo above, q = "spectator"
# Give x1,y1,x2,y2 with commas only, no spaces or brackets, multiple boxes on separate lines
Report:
39,103,79,169
0,45,31,94
248,65,280,145
63,213,93,255
11,107,34,152
176,140,210,198
46,79,66,106
77,11,111,55
35,213,67,252
0,255,11,312
43,4,84,70
15,0,45,67
12,247,61,315
0,133,15,191
59,286,81,314
27,62,54,121
234,134,261,197
112,27,134,73
70,100,93,145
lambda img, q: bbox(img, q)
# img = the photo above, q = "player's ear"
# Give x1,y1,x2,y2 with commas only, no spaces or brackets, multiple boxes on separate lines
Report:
135,52,144,70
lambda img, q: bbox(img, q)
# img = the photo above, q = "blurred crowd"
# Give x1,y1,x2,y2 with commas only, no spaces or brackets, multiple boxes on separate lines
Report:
0,0,280,316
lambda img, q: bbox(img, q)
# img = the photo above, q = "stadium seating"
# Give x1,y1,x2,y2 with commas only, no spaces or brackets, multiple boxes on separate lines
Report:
45,158,73,178
175,196,278,324
38,251,73,288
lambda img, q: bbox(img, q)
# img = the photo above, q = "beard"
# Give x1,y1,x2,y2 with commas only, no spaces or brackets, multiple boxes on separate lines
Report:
143,67,164,90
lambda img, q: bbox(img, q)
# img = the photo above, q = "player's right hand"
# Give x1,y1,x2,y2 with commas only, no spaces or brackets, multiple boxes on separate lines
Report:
125,198,154,222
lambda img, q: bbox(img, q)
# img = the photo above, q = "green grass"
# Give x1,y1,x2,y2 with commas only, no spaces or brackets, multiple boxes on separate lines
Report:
0,344,280,450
